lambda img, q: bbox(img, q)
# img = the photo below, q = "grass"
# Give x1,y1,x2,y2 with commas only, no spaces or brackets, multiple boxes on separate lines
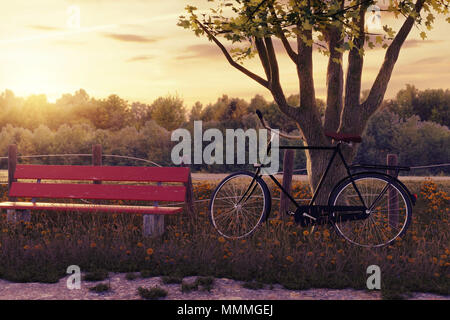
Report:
196,276,214,291
137,286,167,300
181,280,199,293
0,179,448,299
180,277,215,293
125,272,138,281
83,270,109,282
89,283,111,293
242,281,265,290
140,269,158,278
161,275,183,284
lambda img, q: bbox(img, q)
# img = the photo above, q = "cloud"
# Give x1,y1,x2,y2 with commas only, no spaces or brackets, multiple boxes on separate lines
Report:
177,42,290,60
103,33,157,43
176,44,223,60
126,55,153,62
402,39,442,48
394,57,450,76
28,25,64,31
356,37,443,51
411,56,448,65
51,40,87,46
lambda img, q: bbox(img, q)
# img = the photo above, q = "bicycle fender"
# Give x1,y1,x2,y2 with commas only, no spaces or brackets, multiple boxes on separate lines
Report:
331,171,416,206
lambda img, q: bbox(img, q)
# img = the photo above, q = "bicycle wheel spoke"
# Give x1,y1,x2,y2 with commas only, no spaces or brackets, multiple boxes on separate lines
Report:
331,174,412,247
210,173,268,239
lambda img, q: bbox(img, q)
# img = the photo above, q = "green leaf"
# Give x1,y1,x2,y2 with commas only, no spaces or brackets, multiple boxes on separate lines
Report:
375,36,383,44
332,57,341,65
302,20,312,31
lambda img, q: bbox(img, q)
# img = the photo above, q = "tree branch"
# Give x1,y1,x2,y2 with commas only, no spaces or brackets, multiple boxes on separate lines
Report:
195,19,270,89
264,37,280,89
362,0,426,119
293,24,326,144
264,36,296,117
344,2,367,107
279,31,298,64
340,1,368,133
324,26,344,133
267,3,298,64
297,28,316,109
323,0,345,133
254,37,272,82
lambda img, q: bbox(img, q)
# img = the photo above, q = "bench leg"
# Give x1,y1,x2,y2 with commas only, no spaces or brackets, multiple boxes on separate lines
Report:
143,215,164,237
7,209,31,223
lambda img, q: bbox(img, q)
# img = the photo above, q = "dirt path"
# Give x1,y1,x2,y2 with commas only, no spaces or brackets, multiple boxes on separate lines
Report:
0,274,448,300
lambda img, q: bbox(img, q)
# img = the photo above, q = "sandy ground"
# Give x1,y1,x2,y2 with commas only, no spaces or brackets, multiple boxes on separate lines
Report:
0,274,448,300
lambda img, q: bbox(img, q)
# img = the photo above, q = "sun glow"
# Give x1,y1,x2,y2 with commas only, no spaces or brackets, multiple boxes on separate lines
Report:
0,0,448,106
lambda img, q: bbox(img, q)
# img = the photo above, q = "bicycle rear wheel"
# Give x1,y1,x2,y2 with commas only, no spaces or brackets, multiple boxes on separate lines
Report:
328,172,412,247
209,171,271,239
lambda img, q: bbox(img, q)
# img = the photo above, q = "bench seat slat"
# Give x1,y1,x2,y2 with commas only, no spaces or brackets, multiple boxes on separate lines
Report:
0,201,182,215
9,183,186,202
14,165,190,183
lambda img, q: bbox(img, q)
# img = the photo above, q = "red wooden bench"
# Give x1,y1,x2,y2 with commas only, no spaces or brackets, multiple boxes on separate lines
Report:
0,164,191,236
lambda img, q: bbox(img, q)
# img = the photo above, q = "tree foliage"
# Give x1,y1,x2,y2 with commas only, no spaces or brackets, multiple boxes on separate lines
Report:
178,0,449,194
356,109,450,174
150,95,187,131
0,87,447,174
386,84,450,127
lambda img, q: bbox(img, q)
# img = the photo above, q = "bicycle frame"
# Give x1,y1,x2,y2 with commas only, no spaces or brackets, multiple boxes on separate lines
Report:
240,140,412,223
255,142,366,209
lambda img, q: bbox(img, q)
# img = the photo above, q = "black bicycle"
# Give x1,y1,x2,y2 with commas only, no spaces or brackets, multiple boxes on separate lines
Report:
209,110,416,247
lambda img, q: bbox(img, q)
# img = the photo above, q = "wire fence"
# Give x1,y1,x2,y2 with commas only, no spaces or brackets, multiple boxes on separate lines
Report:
0,153,448,206
0,154,161,167
274,164,450,175
0,153,448,175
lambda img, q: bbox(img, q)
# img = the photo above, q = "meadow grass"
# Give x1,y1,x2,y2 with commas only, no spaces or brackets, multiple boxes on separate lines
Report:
0,179,448,298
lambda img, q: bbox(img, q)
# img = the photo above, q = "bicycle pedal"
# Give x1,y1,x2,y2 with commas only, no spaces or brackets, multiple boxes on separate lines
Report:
302,212,317,221
294,207,323,227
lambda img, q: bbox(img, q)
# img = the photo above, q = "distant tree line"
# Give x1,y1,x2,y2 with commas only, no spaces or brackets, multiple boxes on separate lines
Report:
0,85,448,174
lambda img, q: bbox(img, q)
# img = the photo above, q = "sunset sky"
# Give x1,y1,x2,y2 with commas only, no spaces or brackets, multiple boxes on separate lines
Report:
0,0,449,108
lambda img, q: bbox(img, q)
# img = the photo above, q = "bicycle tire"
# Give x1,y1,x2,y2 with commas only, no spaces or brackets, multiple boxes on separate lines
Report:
209,171,271,239
328,172,412,247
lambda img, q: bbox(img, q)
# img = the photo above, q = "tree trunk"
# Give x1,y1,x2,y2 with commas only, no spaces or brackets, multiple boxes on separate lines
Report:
304,139,357,205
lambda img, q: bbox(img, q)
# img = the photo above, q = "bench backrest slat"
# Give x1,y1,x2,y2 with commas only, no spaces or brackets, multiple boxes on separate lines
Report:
10,183,187,202
14,165,189,183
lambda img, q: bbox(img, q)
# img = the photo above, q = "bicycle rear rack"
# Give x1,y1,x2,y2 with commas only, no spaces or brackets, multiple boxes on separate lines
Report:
350,164,410,178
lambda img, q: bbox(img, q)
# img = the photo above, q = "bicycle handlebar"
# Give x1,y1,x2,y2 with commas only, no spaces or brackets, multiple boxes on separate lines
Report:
255,109,304,141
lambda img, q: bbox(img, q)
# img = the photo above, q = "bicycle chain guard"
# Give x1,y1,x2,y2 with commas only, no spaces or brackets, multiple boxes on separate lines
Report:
294,206,329,227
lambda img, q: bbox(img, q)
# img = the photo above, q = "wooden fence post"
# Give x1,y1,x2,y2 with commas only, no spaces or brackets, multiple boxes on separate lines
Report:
7,144,30,223
181,161,195,216
7,144,17,193
92,144,102,184
279,149,294,219
387,154,399,228
143,215,164,237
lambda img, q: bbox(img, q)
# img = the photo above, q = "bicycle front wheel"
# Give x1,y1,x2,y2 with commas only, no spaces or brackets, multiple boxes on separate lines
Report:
209,171,271,239
329,172,412,247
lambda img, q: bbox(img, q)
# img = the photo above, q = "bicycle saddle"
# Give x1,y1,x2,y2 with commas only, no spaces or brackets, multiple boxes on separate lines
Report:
324,131,362,143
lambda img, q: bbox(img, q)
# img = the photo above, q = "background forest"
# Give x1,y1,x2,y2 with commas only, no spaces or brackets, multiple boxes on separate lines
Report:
0,84,448,174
